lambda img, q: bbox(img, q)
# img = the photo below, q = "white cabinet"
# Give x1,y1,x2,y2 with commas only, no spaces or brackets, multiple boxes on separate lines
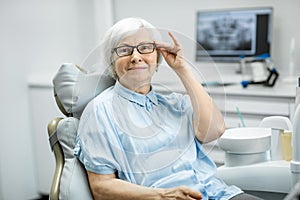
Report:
202,82,295,165
209,83,296,128
156,79,296,128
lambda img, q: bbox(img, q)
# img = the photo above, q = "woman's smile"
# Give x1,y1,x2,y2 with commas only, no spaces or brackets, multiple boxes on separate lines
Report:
128,65,148,71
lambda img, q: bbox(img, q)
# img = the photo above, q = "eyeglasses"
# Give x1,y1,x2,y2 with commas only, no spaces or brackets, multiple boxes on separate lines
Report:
113,43,156,57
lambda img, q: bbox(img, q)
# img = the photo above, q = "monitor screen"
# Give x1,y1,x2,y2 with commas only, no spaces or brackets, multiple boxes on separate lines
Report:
196,7,273,62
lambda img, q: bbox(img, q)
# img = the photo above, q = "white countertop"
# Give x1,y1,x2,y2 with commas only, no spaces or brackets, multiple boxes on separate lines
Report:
207,82,296,98
155,80,296,99
27,73,54,88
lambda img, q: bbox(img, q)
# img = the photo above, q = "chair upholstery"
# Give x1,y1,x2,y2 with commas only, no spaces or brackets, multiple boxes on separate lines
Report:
48,63,115,200
52,63,115,118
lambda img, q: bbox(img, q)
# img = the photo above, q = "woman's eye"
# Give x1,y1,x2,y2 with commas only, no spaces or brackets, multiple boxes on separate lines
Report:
140,45,147,50
139,44,151,51
120,47,131,53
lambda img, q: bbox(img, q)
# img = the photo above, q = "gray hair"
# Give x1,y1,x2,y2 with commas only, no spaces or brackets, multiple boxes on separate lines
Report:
100,17,162,79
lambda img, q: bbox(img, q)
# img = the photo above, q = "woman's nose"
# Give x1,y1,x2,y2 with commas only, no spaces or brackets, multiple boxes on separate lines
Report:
130,48,142,63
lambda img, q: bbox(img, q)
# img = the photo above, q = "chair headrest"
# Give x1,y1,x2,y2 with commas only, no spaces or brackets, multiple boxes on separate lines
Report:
52,63,115,118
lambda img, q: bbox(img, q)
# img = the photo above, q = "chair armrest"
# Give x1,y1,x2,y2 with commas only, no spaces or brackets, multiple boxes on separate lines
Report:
48,117,64,200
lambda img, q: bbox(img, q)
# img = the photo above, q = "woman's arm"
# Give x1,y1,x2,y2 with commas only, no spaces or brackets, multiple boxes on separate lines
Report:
87,171,202,200
173,64,226,143
156,32,226,143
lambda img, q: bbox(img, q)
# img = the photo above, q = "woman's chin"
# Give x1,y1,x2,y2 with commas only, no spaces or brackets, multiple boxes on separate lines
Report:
120,76,151,90
122,73,151,84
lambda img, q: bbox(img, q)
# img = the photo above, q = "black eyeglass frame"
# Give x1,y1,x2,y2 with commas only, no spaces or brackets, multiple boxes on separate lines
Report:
113,43,156,57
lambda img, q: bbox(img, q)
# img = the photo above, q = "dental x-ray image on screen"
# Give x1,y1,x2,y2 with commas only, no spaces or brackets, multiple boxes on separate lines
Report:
196,7,272,62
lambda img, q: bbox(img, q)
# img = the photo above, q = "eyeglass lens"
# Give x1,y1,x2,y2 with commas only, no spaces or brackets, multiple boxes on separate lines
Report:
115,43,155,57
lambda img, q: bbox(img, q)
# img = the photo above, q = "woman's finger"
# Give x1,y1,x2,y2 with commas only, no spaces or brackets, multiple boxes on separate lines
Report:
187,190,202,199
168,32,180,47
155,42,174,51
155,32,181,55
155,42,180,55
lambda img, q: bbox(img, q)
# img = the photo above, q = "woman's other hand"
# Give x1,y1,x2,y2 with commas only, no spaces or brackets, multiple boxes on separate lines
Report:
161,186,203,200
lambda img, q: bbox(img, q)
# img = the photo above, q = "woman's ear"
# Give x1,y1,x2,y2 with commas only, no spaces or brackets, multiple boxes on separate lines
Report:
157,51,162,65
112,65,118,79
108,63,118,80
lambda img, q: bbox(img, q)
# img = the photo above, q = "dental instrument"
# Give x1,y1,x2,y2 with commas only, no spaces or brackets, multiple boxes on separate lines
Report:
236,106,246,127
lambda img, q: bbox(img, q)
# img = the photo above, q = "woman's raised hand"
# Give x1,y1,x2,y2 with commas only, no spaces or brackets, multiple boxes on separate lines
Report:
155,32,187,71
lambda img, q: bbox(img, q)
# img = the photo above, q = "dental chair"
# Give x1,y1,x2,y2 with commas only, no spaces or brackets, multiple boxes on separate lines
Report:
47,63,115,200
48,63,300,200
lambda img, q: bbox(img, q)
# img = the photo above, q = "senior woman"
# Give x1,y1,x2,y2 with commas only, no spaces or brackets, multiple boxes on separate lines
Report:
74,18,261,200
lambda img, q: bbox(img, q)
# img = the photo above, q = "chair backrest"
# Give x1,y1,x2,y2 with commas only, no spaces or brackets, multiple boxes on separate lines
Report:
48,63,115,200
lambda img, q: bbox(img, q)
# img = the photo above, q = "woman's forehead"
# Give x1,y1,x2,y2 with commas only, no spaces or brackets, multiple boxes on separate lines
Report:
118,29,153,45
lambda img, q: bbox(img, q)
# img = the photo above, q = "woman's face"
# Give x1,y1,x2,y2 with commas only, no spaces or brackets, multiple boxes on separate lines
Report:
113,29,158,92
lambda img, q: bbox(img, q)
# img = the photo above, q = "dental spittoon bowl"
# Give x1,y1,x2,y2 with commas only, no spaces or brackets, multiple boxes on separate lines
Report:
218,127,271,154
